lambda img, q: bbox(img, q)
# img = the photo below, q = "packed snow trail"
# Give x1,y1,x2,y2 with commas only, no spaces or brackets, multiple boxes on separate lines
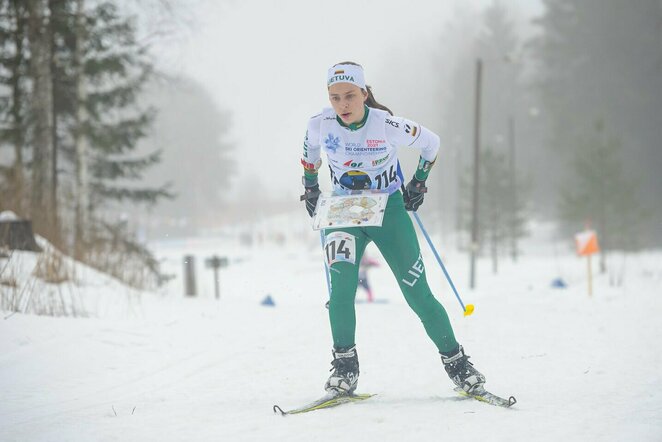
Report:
1,235,661,441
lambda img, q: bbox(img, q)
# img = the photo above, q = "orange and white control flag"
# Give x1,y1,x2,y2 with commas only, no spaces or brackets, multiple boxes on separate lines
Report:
575,230,600,256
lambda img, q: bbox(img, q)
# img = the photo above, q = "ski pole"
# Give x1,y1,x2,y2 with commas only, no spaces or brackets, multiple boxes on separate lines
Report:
320,230,332,299
411,212,474,317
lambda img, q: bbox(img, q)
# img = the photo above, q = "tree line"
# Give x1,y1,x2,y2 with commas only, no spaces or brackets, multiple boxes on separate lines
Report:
435,0,660,274
0,0,169,287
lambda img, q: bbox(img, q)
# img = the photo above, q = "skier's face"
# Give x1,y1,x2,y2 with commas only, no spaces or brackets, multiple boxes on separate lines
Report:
328,83,368,125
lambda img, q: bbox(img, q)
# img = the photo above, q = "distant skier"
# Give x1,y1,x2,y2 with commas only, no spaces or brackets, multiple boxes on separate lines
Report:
357,254,379,303
300,62,488,396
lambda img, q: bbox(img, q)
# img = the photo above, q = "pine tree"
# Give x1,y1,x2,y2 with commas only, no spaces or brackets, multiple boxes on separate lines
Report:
459,147,529,272
0,0,29,215
483,149,508,273
63,1,171,281
558,121,650,273
442,1,534,253
1,0,171,287
50,2,169,208
42,1,170,254
10,0,169,253
475,1,521,147
82,2,169,207
530,0,662,242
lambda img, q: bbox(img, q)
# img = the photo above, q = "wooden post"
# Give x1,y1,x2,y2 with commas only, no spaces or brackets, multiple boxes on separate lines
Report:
587,255,593,297
205,256,228,300
183,255,196,297
212,266,220,300
575,229,599,297
469,58,483,290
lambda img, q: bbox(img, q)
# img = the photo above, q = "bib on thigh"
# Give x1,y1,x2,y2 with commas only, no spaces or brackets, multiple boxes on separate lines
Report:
324,231,358,267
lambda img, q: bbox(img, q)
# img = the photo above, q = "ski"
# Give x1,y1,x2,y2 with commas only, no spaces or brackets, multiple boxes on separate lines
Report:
273,392,375,416
454,387,517,408
273,387,513,415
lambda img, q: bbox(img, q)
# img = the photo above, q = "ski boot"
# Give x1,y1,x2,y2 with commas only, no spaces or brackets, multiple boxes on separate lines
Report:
324,346,359,394
440,345,486,393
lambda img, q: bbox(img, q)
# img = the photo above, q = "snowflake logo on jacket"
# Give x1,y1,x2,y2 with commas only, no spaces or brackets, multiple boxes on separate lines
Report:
324,133,340,153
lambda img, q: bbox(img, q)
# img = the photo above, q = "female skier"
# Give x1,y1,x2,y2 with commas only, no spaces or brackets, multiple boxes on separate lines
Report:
300,62,486,396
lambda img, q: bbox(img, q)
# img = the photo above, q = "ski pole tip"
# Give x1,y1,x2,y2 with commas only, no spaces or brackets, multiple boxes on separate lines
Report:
463,304,475,317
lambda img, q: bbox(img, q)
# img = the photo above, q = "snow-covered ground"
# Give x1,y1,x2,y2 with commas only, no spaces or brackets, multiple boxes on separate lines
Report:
1,219,661,442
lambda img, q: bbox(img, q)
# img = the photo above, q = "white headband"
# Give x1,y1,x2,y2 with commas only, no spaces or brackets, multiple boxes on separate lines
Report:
327,64,366,90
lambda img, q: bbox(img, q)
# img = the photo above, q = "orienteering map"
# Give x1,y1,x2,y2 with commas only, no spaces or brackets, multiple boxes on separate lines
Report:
312,192,389,230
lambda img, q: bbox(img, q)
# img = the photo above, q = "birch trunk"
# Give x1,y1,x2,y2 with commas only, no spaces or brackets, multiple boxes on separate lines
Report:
73,0,89,257
26,0,54,231
9,0,26,215
49,0,59,235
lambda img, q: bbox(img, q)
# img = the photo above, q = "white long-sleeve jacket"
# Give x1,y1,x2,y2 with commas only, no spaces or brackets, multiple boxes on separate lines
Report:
301,106,439,194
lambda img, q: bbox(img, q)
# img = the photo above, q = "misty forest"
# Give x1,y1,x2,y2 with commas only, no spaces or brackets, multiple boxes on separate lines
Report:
1,1,659,286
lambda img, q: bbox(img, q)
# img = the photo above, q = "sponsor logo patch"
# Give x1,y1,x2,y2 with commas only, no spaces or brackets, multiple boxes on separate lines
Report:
372,154,389,167
401,253,425,287
343,160,363,168
324,133,341,153
405,124,419,137
367,139,386,148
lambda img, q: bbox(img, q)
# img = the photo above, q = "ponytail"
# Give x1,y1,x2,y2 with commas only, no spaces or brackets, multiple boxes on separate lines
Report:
334,61,394,115
365,85,393,116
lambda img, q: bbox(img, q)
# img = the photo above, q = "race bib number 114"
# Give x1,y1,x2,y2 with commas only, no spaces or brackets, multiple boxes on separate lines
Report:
324,232,356,267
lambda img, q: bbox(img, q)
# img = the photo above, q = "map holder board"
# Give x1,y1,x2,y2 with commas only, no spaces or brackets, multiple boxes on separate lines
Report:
312,191,389,230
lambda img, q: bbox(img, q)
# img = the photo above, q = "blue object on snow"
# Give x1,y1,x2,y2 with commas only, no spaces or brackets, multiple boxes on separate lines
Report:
261,295,275,306
551,278,567,289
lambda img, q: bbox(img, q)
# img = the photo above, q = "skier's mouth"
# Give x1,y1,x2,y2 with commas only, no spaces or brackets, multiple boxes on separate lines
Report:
341,112,352,120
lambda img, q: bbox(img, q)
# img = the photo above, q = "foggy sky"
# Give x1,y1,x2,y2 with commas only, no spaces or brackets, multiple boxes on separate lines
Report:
143,0,542,201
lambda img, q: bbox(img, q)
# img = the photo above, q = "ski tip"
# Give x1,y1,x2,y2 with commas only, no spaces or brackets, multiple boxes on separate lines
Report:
273,404,286,416
350,392,376,399
454,386,517,408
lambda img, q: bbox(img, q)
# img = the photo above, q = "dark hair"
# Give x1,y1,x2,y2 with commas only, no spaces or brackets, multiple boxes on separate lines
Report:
334,61,394,116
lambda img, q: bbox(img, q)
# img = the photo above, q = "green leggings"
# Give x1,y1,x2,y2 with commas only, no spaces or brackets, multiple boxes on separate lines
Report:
323,192,458,353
